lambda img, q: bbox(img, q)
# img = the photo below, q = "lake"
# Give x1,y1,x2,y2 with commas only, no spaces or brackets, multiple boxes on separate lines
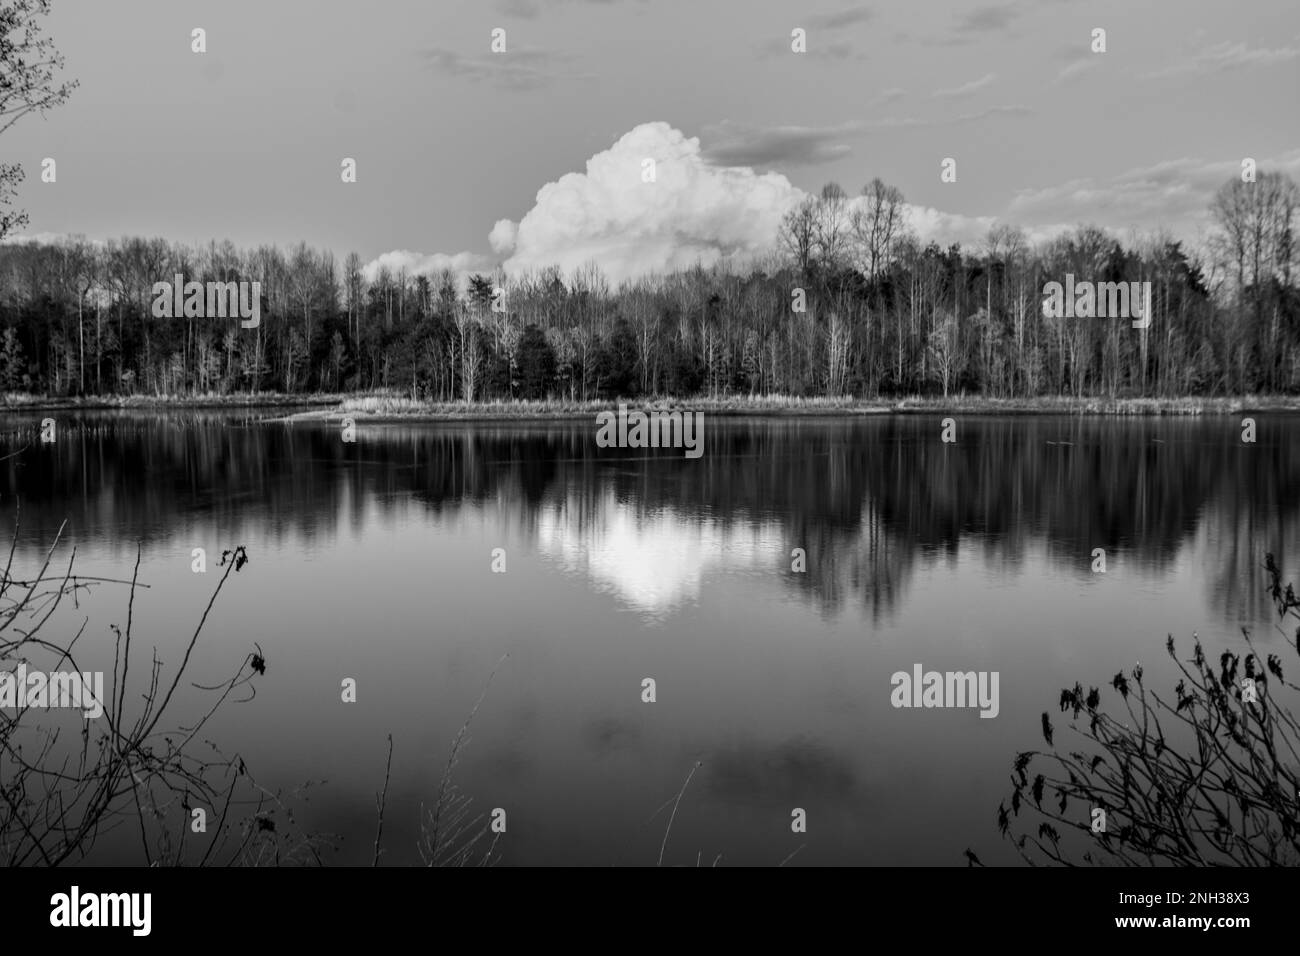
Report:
1,410,1296,866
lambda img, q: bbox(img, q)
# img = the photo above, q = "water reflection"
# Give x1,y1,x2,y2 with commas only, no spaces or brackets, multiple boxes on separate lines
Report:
2,411,1297,628
2,411,1298,865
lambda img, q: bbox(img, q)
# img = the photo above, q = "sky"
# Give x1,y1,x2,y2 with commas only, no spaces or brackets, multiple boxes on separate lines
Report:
4,0,1299,284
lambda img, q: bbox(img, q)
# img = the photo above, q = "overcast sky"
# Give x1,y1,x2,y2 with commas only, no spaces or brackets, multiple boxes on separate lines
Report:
5,0,1299,282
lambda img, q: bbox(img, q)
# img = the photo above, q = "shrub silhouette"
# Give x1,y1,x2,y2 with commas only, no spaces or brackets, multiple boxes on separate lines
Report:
0,521,325,865
1001,553,1300,865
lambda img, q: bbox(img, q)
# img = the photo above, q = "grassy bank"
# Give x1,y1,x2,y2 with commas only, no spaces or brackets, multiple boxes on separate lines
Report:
4,391,1300,420
0,391,340,411
294,392,1300,422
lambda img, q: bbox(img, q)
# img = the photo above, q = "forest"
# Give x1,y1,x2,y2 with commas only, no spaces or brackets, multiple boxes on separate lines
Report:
0,171,1296,402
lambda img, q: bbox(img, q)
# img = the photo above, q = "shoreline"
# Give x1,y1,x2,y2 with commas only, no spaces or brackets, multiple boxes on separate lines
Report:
2,393,1299,422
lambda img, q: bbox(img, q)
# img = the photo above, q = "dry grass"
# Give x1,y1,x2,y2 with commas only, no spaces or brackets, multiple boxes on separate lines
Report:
6,389,1300,418
417,652,509,868
327,392,1300,420
333,393,887,420
891,394,1300,415
0,391,338,410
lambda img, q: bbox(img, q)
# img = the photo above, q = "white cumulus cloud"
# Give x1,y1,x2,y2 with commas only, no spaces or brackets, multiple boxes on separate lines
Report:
361,249,493,284
904,204,998,247
498,121,803,284
488,218,518,256
363,121,1037,287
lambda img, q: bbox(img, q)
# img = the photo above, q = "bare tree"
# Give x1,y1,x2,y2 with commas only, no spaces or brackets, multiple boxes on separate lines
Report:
814,182,850,272
780,196,819,278
0,0,77,238
927,309,961,396
851,178,907,283
1211,171,1299,327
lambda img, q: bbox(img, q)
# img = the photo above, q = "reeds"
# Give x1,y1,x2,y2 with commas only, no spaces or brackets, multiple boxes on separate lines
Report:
417,652,508,867
6,389,1298,417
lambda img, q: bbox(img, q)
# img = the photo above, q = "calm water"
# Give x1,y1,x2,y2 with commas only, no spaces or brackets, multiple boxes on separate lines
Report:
2,410,1297,866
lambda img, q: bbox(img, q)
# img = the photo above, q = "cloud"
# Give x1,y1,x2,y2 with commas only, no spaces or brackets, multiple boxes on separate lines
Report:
696,91,943,169
957,4,1020,33
811,39,859,59
961,104,1030,121
536,491,786,616
905,204,998,247
0,232,93,247
418,47,588,91
486,120,1027,278
701,120,863,169
497,121,804,284
361,117,1049,291
489,219,518,256
932,72,995,98
1052,43,1102,83
1006,150,1300,233
1056,58,1100,83
906,0,1084,46
806,5,874,29
758,34,860,59
361,249,494,284
1139,40,1300,80
862,103,1031,130
758,10,874,60
899,202,1072,250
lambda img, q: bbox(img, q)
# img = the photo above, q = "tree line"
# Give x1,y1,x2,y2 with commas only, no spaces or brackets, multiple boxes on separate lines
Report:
0,171,1296,400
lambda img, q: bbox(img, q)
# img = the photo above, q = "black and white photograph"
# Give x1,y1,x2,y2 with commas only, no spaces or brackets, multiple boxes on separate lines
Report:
0,0,1296,938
